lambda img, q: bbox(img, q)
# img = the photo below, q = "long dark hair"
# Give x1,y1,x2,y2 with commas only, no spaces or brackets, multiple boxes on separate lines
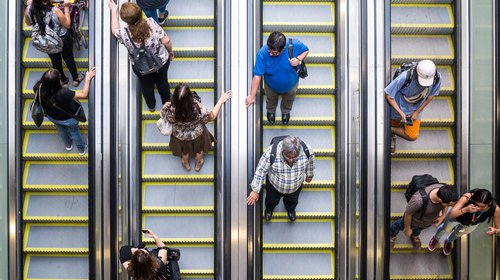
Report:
29,0,53,34
39,68,63,108
470,189,494,206
172,83,201,122
120,3,150,44
127,249,159,280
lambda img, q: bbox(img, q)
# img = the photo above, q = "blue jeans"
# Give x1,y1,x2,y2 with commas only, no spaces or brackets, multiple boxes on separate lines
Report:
48,116,85,152
390,217,425,237
142,1,169,23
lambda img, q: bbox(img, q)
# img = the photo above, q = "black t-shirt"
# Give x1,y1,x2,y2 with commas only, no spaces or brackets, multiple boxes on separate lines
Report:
119,246,168,278
455,199,497,226
45,88,77,120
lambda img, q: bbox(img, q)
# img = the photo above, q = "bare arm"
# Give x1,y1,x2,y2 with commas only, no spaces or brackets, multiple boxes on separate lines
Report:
74,68,96,99
449,193,471,219
385,93,406,122
161,35,174,60
54,1,71,29
486,206,500,236
208,90,232,121
25,6,32,26
108,1,120,34
290,50,310,67
245,75,262,107
411,96,434,120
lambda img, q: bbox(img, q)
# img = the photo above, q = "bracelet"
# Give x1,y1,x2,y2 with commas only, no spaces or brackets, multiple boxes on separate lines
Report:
460,208,465,214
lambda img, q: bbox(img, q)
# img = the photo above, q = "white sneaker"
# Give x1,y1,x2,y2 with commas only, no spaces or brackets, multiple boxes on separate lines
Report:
65,144,73,151
78,145,88,156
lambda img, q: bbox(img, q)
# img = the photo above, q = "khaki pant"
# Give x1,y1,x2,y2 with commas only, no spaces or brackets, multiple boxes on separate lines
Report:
265,82,298,114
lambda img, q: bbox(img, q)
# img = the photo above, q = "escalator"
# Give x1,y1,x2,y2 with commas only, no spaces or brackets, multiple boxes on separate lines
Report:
389,1,456,279
259,0,337,279
139,0,217,278
20,2,90,279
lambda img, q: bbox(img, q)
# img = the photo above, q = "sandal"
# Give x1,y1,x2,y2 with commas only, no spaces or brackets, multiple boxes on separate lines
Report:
194,158,204,172
72,73,86,87
182,159,191,171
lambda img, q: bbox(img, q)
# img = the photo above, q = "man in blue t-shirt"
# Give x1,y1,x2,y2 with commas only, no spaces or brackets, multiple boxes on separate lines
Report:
245,32,309,125
385,60,441,154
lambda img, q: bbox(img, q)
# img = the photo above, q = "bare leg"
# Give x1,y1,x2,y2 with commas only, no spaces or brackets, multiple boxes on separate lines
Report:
195,152,205,172
181,153,191,171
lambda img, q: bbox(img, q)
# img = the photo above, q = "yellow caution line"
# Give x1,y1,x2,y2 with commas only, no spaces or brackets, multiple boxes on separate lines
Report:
164,26,214,31
23,192,87,220
263,243,334,249
173,47,214,51
24,254,88,280
173,57,214,61
142,182,214,187
143,238,214,244
264,1,334,6
263,31,335,37
263,249,335,279
23,161,88,187
24,223,87,252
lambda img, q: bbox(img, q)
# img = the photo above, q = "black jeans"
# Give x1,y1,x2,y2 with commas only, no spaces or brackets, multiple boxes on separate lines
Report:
264,178,303,213
135,59,171,110
48,33,79,84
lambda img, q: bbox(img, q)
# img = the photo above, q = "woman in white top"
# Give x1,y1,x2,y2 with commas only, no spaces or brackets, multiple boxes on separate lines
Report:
108,1,174,112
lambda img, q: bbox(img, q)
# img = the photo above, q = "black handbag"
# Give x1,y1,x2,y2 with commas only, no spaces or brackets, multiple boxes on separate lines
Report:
288,38,308,79
30,83,45,127
52,99,87,123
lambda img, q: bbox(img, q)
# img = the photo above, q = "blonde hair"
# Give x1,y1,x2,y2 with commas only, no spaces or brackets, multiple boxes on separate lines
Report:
119,3,150,44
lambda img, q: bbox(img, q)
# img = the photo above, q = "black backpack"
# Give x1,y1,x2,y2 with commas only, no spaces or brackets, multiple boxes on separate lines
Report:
405,174,440,218
269,136,311,165
161,247,181,280
393,62,440,89
288,38,308,79
124,28,163,75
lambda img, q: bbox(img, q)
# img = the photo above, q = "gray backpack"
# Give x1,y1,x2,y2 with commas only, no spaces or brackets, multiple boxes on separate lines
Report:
124,28,163,75
31,12,63,54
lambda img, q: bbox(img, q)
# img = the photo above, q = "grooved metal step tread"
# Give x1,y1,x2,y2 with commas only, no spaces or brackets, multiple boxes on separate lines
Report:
263,2,335,32
23,99,89,130
23,38,89,68
391,221,442,250
142,89,215,119
142,121,214,151
142,151,214,182
262,95,335,125
263,126,335,156
24,192,88,222
391,4,454,34
24,161,88,191
391,35,455,64
392,0,452,3
165,0,215,26
263,250,334,279
263,32,335,63
142,183,214,213
24,254,88,279
143,214,214,244
263,188,335,217
169,58,214,88
24,223,88,253
391,65,455,95
23,131,88,160
165,27,214,57
143,245,214,275
392,127,454,157
295,64,336,94
23,68,86,97
419,97,454,126
389,251,452,279
263,220,335,249
391,158,454,188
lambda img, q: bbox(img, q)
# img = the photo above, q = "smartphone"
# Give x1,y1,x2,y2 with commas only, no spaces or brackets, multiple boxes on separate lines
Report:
141,229,149,233
406,116,413,126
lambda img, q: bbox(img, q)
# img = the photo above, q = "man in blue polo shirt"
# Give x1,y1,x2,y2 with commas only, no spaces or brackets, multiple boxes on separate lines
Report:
245,32,309,125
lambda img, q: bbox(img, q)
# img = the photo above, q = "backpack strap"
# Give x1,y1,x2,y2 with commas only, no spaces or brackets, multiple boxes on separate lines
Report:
124,28,140,51
418,188,429,219
402,69,416,89
269,136,311,165
288,38,293,60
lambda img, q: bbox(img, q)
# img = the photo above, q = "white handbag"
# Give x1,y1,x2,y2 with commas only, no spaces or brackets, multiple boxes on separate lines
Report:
157,117,173,136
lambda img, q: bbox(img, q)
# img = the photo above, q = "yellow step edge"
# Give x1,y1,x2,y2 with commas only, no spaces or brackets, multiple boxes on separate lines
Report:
164,26,214,31
24,254,88,280
263,244,334,250
141,206,214,213
24,223,88,252
142,238,214,244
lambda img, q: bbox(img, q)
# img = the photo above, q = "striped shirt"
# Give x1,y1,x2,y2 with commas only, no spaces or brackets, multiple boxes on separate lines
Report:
250,142,315,194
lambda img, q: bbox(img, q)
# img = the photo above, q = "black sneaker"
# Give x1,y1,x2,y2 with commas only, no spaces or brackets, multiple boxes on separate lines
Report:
267,112,275,124
158,10,168,25
390,135,397,155
282,113,290,125
264,209,273,221
287,210,296,222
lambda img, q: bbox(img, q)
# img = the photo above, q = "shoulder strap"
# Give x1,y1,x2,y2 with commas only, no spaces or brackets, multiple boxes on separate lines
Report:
288,38,293,60
402,69,415,89
269,137,311,165
124,28,140,50
418,188,429,219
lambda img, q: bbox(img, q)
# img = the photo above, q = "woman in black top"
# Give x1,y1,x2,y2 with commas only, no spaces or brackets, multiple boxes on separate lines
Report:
119,229,168,279
428,189,500,256
40,67,95,155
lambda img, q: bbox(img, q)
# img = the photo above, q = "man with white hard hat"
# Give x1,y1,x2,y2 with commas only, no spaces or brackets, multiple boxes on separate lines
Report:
385,60,441,154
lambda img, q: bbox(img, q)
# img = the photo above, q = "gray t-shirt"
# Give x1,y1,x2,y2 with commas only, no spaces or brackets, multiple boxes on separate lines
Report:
406,183,445,228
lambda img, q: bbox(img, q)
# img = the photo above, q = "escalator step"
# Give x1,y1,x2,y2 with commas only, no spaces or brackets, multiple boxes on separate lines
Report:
390,222,440,251
263,32,335,63
24,255,88,279
263,220,335,249
165,0,215,27
392,0,453,4
297,64,336,94
391,4,454,34
420,97,455,126
23,38,89,68
24,161,88,191
142,121,214,151
391,65,455,95
263,2,335,32
24,224,88,253
23,68,86,98
142,183,214,213
142,151,214,182
389,251,452,279
24,192,88,222
23,131,88,161
169,58,214,88
392,127,454,157
264,189,335,218
391,35,455,64
23,99,88,130
23,19,89,37
158,246,214,276
263,95,335,125
263,125,335,156
166,27,214,57
143,214,214,244
142,89,215,119
263,250,334,279
391,158,454,188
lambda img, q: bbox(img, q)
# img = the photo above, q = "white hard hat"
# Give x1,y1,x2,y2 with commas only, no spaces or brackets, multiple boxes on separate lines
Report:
416,60,436,86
